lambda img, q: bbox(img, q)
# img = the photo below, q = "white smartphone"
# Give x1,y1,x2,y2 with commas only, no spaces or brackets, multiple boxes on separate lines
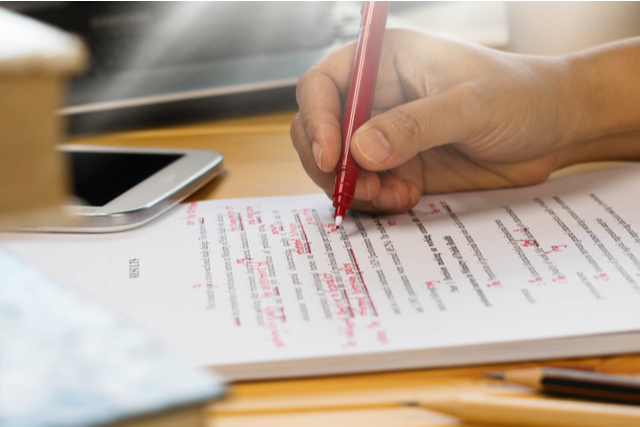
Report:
23,145,223,233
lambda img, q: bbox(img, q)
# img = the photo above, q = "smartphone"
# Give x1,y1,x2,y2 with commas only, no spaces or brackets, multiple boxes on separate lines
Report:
23,145,223,233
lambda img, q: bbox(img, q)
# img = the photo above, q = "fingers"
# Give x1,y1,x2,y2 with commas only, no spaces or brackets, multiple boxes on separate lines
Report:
291,113,334,191
346,173,420,214
291,113,381,202
296,42,358,173
351,84,484,171
373,173,421,211
292,113,419,214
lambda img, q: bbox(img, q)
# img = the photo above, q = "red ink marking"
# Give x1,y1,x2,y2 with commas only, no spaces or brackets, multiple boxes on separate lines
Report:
301,208,315,226
552,275,566,283
338,318,357,349
295,214,312,253
226,210,239,232
342,263,355,276
237,213,244,231
246,206,256,225
348,248,378,317
323,273,338,293
262,307,287,348
425,280,440,290
322,223,339,233
517,239,539,248
181,202,198,225
486,281,501,288
424,203,441,215
387,219,397,226
288,223,300,239
321,273,353,318
292,239,306,255
377,330,389,345
528,277,543,283
270,329,285,347
341,289,355,318
256,264,270,293
356,297,368,316
264,306,286,323
545,244,567,254
348,275,362,295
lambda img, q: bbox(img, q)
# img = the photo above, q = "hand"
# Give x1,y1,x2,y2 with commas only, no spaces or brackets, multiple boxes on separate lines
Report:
291,29,582,213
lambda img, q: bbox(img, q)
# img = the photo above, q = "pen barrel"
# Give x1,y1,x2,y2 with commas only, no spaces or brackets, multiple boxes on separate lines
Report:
540,369,640,404
332,166,360,216
339,1,389,153
333,1,389,215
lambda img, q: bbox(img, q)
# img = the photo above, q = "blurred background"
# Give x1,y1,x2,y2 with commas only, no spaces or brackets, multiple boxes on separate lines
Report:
2,1,640,135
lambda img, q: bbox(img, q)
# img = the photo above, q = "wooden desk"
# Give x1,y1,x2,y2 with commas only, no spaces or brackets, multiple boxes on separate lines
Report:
70,112,640,427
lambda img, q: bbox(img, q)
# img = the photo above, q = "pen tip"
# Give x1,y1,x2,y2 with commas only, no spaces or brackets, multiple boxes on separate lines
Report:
335,216,343,227
483,371,505,380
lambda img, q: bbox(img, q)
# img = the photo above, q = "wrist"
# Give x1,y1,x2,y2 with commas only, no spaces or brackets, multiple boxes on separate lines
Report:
564,39,640,145
549,39,640,168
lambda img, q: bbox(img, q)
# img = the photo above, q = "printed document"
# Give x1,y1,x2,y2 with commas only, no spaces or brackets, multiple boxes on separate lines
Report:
4,165,640,379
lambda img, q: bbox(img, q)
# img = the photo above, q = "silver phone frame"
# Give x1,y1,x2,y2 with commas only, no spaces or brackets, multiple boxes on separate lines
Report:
26,144,223,233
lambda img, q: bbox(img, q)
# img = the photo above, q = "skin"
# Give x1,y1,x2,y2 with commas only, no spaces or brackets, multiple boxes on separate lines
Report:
291,30,640,214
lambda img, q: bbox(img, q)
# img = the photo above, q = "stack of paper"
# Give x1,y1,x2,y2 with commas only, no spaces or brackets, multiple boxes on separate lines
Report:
3,165,640,380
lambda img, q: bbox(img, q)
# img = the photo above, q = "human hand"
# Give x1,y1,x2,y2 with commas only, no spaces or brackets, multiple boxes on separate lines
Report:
291,29,583,213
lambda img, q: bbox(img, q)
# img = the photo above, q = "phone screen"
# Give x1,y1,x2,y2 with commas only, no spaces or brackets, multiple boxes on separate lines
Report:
67,152,183,206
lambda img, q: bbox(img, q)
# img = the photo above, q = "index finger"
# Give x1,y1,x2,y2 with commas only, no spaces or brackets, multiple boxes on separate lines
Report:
295,42,357,172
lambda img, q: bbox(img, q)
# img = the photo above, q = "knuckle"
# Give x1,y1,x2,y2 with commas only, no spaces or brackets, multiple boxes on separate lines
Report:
455,82,484,120
295,70,314,105
387,107,423,144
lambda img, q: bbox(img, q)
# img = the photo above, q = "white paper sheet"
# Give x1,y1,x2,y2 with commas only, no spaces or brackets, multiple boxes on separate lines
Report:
4,164,640,376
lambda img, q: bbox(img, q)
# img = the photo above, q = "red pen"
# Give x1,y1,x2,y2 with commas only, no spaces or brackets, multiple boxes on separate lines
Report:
332,1,389,226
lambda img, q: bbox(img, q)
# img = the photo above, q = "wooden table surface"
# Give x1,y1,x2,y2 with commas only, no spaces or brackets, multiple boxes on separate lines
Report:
70,111,640,427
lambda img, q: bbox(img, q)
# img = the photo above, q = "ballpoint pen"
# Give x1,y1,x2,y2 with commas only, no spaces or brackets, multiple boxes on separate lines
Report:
332,1,389,226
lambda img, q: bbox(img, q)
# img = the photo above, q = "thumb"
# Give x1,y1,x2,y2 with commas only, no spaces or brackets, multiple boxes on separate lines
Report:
351,87,477,171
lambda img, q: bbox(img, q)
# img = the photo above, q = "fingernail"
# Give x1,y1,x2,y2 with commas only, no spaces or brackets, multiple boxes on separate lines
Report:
354,129,392,165
311,141,323,170
393,187,402,209
355,173,372,200
409,189,416,206
364,174,372,200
